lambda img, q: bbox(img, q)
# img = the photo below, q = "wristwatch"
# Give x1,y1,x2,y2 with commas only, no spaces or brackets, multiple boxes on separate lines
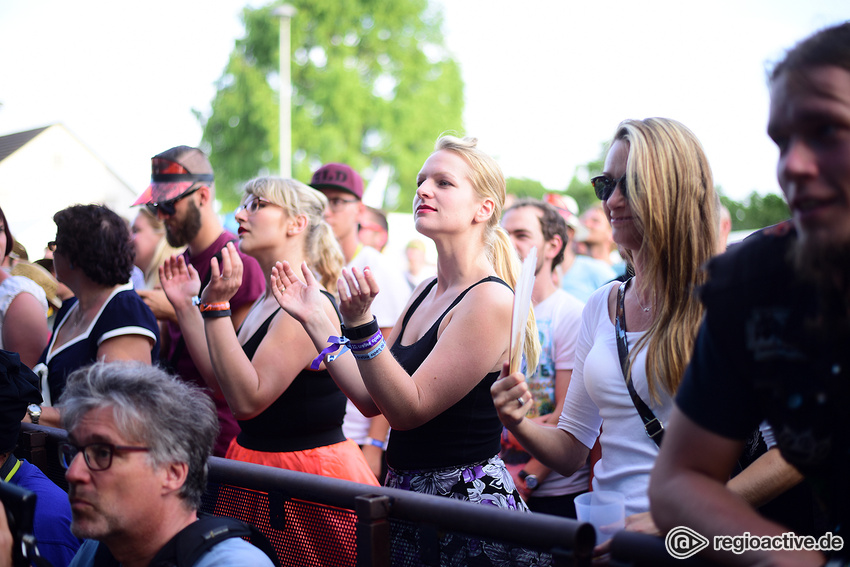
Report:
26,404,42,425
518,469,538,491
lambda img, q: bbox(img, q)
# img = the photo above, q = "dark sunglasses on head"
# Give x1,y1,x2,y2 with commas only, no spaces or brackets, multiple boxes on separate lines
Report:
145,186,201,216
590,175,628,201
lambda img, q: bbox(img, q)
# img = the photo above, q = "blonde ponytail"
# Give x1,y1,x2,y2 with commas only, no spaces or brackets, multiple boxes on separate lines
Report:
435,135,540,373
490,225,540,374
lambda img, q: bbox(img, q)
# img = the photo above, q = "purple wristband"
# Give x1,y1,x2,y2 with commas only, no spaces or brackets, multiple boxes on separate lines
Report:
349,331,383,352
310,336,351,370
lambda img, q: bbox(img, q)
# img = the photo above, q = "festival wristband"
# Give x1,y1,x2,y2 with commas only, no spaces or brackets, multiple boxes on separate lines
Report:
199,301,231,312
342,316,379,341
364,437,386,450
352,339,386,360
310,336,351,370
348,332,383,352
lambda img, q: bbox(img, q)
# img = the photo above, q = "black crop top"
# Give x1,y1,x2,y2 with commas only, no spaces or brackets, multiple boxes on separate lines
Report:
387,276,512,470
236,292,347,452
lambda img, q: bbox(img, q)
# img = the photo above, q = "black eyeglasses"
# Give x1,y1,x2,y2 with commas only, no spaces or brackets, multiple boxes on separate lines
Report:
145,186,201,217
59,442,151,472
590,175,628,201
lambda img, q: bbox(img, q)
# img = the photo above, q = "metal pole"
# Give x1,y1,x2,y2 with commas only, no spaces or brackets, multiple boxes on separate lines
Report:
273,5,296,178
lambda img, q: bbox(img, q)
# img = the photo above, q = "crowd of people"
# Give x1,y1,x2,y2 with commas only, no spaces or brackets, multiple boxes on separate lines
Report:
0,21,847,567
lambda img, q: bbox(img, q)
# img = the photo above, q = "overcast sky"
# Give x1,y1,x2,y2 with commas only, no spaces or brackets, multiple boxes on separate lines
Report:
1,0,847,207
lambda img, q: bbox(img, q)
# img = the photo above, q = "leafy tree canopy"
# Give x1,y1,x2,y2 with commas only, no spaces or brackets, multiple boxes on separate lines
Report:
199,0,464,210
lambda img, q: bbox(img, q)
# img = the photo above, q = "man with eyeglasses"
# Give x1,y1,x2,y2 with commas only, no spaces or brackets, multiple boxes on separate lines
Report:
48,361,272,567
132,146,265,457
650,22,850,566
309,163,409,483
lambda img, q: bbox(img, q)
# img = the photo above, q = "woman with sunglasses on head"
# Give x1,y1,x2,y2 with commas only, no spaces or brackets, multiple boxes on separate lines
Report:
35,205,160,427
271,136,540,519
492,118,717,539
160,177,377,488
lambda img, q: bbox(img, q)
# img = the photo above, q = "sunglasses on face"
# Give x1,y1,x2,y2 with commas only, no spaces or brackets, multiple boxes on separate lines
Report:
145,186,201,217
590,175,629,201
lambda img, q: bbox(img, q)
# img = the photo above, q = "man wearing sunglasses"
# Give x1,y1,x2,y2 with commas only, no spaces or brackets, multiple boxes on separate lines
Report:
650,23,850,565
132,146,265,457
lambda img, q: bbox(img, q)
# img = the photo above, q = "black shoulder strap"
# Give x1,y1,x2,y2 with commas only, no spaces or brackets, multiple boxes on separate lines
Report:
150,515,278,567
615,279,664,447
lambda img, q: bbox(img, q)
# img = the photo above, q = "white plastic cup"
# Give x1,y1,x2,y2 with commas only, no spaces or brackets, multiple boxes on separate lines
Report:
573,490,626,544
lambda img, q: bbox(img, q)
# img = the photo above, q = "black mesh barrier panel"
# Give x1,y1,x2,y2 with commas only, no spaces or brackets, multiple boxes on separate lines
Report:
388,517,556,567
201,481,358,567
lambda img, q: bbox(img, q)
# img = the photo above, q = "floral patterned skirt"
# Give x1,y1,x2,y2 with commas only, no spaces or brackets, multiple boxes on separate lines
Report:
385,456,553,566
385,454,529,511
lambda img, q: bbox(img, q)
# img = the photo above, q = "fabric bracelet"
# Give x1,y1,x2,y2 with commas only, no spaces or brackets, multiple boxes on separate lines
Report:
352,339,386,361
342,316,379,341
201,309,231,319
310,336,351,370
348,331,383,352
199,301,231,312
364,436,386,450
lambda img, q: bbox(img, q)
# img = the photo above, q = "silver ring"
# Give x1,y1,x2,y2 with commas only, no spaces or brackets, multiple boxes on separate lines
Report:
517,397,525,406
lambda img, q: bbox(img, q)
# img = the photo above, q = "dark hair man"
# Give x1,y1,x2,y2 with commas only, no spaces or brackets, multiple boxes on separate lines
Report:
650,22,850,565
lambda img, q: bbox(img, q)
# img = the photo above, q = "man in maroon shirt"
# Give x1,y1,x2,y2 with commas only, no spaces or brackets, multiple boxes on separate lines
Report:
134,146,264,456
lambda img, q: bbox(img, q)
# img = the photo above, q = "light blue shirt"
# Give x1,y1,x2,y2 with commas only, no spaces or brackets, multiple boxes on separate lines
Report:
560,255,617,303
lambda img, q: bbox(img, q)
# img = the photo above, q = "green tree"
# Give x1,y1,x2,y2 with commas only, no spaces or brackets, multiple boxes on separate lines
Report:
505,177,548,200
721,191,789,231
564,144,606,214
199,1,464,210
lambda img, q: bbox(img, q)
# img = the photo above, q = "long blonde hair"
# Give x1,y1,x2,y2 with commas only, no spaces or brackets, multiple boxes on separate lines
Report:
434,135,540,373
614,118,717,400
242,177,344,290
136,208,185,289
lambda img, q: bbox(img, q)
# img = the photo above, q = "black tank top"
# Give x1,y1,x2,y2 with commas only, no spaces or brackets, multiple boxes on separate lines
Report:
388,276,512,470
236,291,347,452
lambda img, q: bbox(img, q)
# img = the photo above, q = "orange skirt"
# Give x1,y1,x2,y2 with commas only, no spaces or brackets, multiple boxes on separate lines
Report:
226,437,380,486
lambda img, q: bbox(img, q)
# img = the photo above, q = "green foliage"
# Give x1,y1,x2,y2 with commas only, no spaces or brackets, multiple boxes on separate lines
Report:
564,143,606,214
199,0,464,210
505,177,548,200
721,191,790,231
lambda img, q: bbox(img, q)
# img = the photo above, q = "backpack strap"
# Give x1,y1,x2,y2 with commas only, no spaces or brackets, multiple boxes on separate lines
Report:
150,515,278,567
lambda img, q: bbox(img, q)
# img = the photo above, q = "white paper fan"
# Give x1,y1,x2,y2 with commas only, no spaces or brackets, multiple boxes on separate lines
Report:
509,246,536,374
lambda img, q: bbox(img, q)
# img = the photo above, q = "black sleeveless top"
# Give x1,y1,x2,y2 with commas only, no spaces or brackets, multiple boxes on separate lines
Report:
387,276,512,470
236,291,347,452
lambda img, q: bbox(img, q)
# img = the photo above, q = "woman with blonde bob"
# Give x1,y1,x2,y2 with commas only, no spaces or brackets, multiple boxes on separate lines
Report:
160,177,377,485
273,136,540,513
492,117,717,532
131,207,184,290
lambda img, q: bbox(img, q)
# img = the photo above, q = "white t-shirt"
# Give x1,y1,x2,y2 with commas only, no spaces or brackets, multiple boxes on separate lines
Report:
0,275,48,350
342,245,410,443
528,289,589,497
557,281,673,516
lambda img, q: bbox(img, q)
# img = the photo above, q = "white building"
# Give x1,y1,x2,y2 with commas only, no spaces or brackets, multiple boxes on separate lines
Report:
0,124,137,258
